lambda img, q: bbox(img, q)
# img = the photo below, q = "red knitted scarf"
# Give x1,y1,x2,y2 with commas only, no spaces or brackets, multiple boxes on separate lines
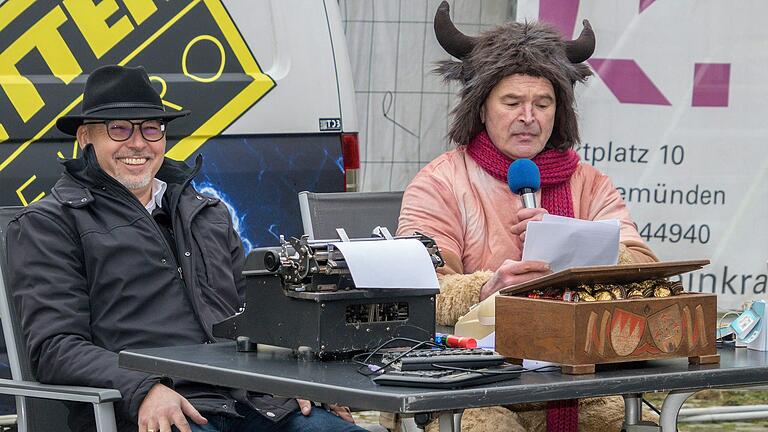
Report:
466,130,580,217
467,130,581,431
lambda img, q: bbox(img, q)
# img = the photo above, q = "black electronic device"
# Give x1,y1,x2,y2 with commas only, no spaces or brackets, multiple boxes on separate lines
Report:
213,229,444,358
383,348,505,371
372,364,523,388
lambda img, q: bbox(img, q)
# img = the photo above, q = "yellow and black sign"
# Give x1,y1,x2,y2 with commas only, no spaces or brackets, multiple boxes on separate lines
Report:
0,0,275,205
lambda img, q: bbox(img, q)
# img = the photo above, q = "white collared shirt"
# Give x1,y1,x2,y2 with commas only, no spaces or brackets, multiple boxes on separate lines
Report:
144,178,167,213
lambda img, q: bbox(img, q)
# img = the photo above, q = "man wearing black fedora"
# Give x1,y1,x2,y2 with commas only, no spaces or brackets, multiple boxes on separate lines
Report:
5,65,363,432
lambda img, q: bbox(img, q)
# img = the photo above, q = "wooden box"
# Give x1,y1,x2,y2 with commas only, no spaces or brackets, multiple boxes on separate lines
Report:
495,260,719,374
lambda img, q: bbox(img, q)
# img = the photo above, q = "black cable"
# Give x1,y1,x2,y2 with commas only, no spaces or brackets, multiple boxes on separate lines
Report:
359,337,441,365
353,337,443,376
355,337,563,379
432,363,561,375
641,397,661,415
641,397,677,432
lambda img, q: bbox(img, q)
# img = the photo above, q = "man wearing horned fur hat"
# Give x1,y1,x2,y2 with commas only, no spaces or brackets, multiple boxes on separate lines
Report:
397,2,657,431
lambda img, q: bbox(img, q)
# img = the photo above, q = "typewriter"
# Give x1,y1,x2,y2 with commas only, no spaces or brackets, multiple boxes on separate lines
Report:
213,228,444,358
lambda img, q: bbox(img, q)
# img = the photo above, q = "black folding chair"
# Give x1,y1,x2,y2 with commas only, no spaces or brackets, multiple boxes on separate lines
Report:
298,191,404,240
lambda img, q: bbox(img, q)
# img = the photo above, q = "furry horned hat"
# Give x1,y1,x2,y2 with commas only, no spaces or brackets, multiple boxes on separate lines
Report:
434,1,595,149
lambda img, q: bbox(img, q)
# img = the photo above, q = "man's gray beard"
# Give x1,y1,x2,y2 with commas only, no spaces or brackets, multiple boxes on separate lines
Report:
116,174,152,191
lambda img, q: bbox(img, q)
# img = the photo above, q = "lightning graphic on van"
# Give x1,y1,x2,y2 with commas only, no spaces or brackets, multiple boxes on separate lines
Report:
193,181,255,255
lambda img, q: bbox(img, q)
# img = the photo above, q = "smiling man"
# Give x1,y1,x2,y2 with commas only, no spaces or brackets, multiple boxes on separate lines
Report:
5,65,362,432
397,3,657,432
77,117,167,202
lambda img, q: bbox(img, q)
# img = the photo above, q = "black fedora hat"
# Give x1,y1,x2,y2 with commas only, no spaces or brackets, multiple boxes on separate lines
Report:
56,65,190,136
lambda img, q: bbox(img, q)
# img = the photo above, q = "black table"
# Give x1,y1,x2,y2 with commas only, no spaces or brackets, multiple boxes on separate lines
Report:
119,343,768,431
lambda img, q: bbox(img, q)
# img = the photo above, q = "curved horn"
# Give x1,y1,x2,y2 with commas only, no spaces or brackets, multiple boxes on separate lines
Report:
434,0,477,59
565,20,596,63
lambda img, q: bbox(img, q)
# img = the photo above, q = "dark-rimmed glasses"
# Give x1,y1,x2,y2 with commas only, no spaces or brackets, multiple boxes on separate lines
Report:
85,119,166,142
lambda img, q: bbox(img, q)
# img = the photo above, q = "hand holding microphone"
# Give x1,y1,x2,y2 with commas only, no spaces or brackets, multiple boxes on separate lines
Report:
510,208,548,242
479,160,551,300
507,159,548,242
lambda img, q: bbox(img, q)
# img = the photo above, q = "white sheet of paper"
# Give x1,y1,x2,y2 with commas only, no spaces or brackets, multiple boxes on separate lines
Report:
476,331,496,349
523,359,559,369
541,214,620,227
522,215,620,272
331,239,439,289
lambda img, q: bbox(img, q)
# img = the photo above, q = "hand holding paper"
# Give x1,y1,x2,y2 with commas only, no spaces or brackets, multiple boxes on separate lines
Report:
522,214,620,273
510,207,549,242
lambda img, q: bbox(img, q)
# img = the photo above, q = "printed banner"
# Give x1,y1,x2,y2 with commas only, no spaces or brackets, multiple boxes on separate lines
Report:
519,0,768,310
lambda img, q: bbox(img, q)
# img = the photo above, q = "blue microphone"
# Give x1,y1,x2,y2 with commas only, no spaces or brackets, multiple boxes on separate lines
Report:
507,159,541,209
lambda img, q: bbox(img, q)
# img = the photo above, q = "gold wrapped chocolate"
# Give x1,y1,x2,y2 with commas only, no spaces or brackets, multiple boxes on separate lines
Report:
670,281,685,295
597,283,620,293
594,291,614,301
519,277,685,302
610,286,625,299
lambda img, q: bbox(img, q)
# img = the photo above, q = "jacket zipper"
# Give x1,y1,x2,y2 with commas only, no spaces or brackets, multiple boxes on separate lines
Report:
96,182,213,338
166,162,216,340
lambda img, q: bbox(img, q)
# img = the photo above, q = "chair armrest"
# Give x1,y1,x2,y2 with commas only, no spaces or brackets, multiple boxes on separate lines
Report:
0,378,121,403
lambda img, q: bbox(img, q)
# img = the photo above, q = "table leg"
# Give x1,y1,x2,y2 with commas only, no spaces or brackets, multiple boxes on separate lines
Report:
622,394,663,432
623,393,643,425
437,411,454,432
454,410,463,430
660,390,696,432
437,410,463,432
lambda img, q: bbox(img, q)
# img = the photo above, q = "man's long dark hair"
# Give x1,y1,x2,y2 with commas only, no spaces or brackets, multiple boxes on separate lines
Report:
433,3,595,150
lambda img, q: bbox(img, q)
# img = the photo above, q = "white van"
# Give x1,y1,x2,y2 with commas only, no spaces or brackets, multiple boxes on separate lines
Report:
0,0,359,252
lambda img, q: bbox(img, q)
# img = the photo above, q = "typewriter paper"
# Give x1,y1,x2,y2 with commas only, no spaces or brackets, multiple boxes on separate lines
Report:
332,239,439,289
522,214,620,273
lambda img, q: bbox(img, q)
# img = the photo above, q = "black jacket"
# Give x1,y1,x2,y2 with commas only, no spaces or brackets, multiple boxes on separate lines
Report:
6,146,297,431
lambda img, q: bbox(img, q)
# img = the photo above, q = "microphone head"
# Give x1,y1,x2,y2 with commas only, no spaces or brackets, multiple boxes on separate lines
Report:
507,159,541,193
